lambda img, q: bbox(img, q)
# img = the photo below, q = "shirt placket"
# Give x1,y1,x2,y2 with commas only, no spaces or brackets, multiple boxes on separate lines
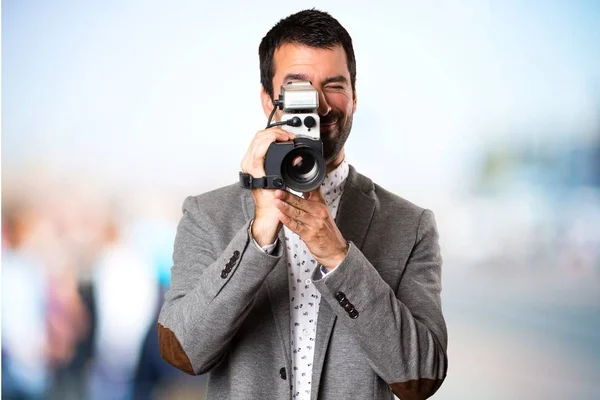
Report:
287,159,349,400
289,231,320,399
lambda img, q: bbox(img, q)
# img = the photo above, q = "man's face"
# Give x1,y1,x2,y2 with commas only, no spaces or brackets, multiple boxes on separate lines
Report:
262,43,357,164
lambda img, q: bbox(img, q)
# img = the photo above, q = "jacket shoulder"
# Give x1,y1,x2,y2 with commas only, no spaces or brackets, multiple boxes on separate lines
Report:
350,166,427,220
372,182,425,218
181,182,248,221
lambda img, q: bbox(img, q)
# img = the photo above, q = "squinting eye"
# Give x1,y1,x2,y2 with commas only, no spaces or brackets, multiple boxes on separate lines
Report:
326,86,345,90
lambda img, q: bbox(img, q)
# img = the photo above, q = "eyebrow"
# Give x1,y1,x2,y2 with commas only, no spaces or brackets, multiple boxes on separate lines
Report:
282,74,348,86
282,73,310,84
322,75,348,85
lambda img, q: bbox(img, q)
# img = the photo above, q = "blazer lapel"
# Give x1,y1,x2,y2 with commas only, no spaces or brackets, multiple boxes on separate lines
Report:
310,300,336,400
265,229,292,367
241,191,292,367
335,165,376,250
311,165,376,399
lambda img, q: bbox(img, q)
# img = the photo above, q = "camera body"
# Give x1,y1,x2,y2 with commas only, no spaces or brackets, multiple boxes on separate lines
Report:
264,82,326,192
278,81,320,138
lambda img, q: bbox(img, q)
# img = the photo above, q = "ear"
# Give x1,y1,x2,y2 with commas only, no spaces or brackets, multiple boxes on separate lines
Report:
352,89,358,113
261,86,274,119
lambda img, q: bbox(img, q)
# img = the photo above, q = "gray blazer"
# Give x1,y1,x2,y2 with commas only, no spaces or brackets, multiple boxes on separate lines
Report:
157,165,448,399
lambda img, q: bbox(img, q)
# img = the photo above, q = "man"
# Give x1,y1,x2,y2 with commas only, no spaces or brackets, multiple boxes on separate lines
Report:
158,9,447,400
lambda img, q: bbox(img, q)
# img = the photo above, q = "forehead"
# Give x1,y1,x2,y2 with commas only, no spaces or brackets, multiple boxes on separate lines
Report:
272,43,349,82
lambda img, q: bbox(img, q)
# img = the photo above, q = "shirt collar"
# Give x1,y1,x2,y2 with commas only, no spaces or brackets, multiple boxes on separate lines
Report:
287,159,349,206
320,158,349,206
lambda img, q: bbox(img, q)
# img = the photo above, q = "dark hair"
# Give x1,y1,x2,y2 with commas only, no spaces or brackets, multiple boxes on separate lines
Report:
259,9,356,98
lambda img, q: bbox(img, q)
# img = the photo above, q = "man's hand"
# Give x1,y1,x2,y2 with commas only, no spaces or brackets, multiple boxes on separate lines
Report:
241,128,295,247
274,188,348,270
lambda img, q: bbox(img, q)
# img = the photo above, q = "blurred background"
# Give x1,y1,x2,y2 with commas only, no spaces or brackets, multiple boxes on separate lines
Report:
2,0,599,399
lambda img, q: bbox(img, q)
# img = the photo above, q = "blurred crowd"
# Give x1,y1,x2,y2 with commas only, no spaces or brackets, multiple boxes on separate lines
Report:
1,180,206,400
3,138,600,399
2,135,599,400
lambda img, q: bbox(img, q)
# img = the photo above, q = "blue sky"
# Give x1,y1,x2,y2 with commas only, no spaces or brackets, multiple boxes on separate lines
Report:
3,1,599,196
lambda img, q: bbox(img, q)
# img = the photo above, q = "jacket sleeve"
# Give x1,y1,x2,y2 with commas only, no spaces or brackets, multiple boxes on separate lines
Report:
312,209,448,399
157,196,283,375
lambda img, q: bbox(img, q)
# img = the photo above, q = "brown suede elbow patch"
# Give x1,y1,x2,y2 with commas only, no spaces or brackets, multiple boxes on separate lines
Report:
389,378,443,400
157,323,195,375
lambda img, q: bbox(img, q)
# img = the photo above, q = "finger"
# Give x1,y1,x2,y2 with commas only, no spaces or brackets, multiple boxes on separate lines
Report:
267,127,296,140
249,133,291,162
283,189,330,221
275,199,315,227
242,127,295,174
254,132,292,149
243,131,287,171
254,129,297,153
274,190,316,214
250,132,291,165
278,212,305,235
257,128,295,141
304,187,325,203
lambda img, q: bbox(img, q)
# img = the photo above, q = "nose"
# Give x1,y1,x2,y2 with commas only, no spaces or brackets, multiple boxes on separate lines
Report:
317,90,331,116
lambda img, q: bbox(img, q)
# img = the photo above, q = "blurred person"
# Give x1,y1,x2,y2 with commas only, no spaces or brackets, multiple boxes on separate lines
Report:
27,185,101,400
133,282,207,400
1,203,50,399
130,218,208,399
158,9,447,400
2,196,92,400
88,210,157,400
45,271,92,400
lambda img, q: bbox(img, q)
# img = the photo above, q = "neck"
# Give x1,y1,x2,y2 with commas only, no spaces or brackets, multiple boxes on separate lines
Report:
326,148,345,173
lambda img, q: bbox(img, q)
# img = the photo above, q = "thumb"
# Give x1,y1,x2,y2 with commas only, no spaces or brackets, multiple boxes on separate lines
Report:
304,186,325,202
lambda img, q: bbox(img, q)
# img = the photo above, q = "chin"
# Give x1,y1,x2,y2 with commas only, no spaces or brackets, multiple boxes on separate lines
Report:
323,147,340,163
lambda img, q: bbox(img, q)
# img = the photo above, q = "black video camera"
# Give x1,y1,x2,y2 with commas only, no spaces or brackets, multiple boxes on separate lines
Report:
240,81,326,192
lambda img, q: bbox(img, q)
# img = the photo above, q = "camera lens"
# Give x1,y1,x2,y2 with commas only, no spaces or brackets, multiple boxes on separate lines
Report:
281,145,326,192
291,155,315,177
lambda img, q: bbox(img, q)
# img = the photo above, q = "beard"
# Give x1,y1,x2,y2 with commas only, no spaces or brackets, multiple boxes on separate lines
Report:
320,111,353,163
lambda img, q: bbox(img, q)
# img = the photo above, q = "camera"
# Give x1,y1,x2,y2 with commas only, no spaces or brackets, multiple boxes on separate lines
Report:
265,81,326,192
239,81,326,192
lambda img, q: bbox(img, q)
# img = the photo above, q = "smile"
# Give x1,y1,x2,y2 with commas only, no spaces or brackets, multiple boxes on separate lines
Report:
320,121,337,131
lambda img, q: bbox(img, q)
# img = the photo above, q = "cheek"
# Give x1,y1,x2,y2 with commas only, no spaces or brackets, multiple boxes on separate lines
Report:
326,93,353,115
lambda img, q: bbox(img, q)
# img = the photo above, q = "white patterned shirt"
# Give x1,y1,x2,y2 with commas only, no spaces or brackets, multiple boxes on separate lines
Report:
253,159,349,400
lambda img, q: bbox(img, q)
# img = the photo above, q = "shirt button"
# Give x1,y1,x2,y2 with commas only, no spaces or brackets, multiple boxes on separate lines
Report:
305,279,311,285
303,329,310,336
